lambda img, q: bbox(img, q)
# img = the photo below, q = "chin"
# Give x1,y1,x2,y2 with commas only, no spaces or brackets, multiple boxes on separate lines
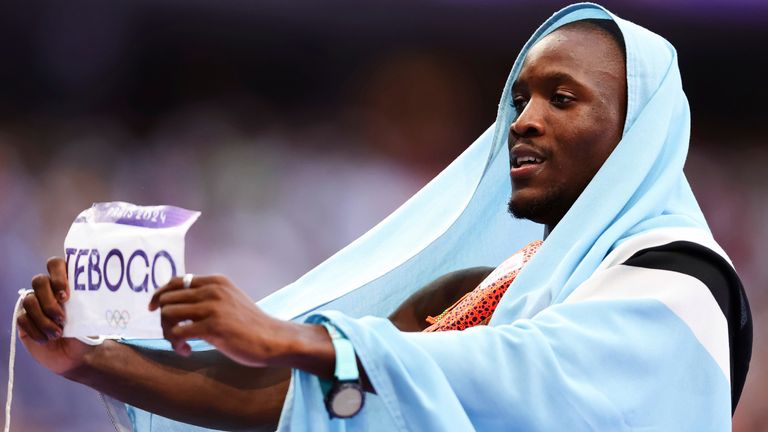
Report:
507,188,560,225
508,197,544,223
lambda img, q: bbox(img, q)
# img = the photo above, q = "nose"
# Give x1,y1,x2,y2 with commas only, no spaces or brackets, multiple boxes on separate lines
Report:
509,99,544,141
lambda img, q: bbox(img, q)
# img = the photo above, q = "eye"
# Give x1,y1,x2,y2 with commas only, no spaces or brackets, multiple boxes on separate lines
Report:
513,95,528,113
550,92,575,107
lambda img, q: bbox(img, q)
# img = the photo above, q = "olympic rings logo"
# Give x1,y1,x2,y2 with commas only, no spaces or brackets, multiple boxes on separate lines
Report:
105,310,131,329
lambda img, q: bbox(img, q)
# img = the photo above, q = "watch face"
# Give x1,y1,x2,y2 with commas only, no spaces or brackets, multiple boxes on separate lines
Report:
330,384,364,418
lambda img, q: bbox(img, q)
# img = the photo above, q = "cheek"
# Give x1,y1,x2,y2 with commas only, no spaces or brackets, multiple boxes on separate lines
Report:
558,127,613,184
548,102,620,179
580,107,620,164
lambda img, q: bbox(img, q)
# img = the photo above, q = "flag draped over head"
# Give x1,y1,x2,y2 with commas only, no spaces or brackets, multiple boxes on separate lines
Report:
277,3,742,430
109,3,746,431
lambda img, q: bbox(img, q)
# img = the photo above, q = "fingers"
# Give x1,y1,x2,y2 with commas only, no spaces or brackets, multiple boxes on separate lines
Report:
151,286,213,310
168,320,207,341
159,303,213,345
149,275,238,358
149,275,228,310
166,320,209,357
46,257,69,302
17,312,48,343
149,277,186,310
21,292,62,341
171,340,192,357
30,274,65,327
160,303,212,324
18,257,68,344
160,309,211,357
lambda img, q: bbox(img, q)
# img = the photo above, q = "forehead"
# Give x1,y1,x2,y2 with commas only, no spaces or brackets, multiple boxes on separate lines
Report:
513,27,625,90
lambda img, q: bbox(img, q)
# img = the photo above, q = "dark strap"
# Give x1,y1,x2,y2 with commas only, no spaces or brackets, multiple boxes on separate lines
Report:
622,241,752,414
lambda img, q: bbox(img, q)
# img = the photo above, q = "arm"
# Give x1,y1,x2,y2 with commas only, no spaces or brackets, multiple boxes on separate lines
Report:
388,266,494,331
19,258,489,429
75,344,291,430
19,259,291,430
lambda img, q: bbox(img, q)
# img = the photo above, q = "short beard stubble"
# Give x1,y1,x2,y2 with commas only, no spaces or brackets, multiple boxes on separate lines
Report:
507,186,562,225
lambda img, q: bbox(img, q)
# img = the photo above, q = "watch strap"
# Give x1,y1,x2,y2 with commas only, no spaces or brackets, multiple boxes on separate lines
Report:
321,321,359,382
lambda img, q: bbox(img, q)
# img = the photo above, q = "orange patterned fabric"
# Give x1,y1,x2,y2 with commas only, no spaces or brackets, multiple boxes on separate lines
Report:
423,240,543,332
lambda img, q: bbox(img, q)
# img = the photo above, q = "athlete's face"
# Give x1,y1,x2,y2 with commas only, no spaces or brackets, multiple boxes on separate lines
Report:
507,25,627,230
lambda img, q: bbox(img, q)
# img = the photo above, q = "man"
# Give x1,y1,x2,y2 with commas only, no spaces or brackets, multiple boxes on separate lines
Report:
17,3,751,431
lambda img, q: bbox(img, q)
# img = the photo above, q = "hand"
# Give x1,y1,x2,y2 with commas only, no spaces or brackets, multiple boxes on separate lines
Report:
149,275,297,367
17,258,93,377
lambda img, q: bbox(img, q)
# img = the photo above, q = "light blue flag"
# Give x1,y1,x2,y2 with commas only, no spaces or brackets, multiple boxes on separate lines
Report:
108,2,735,431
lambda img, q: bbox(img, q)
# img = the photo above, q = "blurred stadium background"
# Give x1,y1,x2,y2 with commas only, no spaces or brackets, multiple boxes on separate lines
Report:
0,0,765,430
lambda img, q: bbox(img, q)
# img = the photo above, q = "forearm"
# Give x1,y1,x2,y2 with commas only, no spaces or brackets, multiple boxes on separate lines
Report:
61,319,360,430
389,266,494,331
64,266,493,429
66,341,289,430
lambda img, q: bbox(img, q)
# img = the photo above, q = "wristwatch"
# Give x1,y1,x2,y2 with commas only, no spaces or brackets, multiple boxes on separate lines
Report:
320,321,365,418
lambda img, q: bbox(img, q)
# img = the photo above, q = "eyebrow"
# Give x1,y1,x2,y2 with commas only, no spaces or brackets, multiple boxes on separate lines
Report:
512,71,581,92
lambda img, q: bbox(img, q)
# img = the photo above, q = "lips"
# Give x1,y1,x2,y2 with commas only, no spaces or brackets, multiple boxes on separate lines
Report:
510,144,547,180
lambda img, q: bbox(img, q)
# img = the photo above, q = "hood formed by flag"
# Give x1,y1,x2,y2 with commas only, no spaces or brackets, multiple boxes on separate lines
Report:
276,3,743,431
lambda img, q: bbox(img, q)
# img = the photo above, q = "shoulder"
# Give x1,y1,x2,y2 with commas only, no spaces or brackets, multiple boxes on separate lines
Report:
566,228,737,306
597,226,733,270
575,228,752,412
582,227,746,338
620,239,735,320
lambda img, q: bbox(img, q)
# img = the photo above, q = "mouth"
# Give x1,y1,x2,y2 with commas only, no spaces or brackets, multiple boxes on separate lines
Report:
511,155,545,168
510,145,547,180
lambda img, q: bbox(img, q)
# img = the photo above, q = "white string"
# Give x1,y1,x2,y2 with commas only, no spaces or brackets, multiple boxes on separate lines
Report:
5,289,32,432
3,290,121,432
